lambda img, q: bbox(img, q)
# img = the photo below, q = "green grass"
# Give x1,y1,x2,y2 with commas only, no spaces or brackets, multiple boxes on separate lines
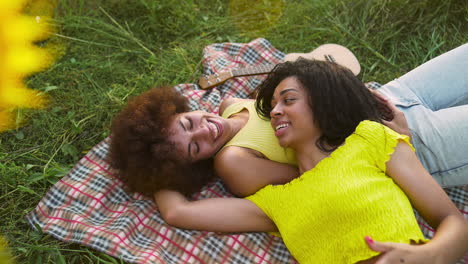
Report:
1,0,466,262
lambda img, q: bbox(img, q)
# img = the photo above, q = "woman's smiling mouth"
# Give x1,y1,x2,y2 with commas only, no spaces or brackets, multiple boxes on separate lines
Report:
207,120,222,141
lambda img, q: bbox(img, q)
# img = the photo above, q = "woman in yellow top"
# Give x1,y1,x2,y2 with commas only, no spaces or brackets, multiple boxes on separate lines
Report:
156,59,468,263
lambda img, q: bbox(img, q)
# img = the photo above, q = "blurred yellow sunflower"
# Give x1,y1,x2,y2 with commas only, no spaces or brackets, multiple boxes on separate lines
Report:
0,236,13,264
229,0,284,37
0,0,57,132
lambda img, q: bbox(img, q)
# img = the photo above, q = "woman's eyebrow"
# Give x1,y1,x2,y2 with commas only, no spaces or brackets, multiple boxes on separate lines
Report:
279,88,299,96
272,88,299,102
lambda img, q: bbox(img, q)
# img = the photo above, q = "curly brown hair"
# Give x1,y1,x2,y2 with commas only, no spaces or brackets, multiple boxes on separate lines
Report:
109,86,215,197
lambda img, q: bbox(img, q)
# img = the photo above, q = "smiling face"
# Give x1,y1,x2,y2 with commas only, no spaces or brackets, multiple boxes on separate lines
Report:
168,110,233,162
270,76,321,150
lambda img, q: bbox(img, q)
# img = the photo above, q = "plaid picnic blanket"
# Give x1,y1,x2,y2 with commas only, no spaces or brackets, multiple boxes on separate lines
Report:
26,38,468,264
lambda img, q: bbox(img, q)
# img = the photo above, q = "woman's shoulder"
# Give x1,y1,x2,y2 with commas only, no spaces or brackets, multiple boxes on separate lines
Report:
347,121,389,152
356,120,383,131
354,120,387,140
353,120,414,153
214,146,265,183
216,145,265,163
356,120,404,139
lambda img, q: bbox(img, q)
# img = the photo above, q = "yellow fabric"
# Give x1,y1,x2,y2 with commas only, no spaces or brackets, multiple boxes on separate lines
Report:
246,120,428,264
220,100,296,165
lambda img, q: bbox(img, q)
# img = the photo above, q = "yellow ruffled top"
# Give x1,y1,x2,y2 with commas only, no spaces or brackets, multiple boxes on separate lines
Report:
246,120,428,263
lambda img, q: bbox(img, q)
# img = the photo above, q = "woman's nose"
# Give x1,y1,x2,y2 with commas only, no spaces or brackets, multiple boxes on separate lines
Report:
192,124,209,139
270,104,283,118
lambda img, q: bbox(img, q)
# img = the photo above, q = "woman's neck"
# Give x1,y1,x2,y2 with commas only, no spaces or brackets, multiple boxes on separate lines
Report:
294,140,330,174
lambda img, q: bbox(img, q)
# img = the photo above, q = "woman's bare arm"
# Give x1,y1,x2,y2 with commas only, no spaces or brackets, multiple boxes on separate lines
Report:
154,189,276,232
370,142,468,263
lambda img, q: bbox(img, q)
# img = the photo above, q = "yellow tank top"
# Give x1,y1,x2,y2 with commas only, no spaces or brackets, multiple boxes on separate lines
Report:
246,121,427,263
220,100,296,166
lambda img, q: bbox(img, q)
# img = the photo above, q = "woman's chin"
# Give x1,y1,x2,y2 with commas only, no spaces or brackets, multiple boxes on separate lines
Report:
278,138,290,148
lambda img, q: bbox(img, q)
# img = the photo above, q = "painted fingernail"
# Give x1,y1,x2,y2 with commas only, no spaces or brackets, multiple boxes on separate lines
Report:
365,236,374,244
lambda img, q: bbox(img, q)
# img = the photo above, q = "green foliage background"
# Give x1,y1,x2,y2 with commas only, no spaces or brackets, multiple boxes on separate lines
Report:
0,0,466,262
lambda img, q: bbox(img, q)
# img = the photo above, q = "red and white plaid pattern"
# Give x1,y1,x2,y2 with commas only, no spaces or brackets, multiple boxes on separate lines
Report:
26,38,468,264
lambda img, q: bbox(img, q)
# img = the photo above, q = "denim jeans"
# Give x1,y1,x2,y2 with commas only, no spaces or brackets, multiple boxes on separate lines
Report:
378,43,468,187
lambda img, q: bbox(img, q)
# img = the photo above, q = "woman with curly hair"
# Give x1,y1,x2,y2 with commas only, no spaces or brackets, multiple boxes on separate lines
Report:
109,86,216,196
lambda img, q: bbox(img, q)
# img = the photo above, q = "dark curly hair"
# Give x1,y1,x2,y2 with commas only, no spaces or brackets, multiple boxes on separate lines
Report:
109,86,214,197
255,59,393,152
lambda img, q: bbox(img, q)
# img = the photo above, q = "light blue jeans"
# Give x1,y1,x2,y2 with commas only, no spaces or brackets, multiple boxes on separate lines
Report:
378,43,468,187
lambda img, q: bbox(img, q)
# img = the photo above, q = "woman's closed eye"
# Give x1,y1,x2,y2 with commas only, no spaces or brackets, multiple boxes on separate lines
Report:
284,97,296,104
188,118,194,130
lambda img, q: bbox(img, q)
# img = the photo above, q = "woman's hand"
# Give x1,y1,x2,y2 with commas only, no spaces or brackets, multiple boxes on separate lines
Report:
365,236,433,264
370,90,411,138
